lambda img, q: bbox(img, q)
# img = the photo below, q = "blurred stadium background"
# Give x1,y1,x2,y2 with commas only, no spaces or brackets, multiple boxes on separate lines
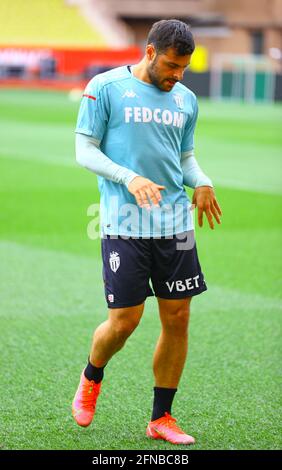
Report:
0,0,282,100
0,0,281,451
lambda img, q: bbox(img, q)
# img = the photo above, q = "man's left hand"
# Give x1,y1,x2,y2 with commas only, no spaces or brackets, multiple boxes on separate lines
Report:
192,186,222,230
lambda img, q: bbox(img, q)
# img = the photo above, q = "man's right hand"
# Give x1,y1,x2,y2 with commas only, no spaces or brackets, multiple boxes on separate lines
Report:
127,176,165,209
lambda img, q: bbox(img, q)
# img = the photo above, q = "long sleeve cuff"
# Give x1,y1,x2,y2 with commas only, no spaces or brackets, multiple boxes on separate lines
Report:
181,151,213,189
75,132,139,187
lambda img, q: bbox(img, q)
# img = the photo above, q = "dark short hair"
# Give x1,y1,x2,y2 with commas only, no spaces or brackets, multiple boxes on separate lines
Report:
147,19,195,56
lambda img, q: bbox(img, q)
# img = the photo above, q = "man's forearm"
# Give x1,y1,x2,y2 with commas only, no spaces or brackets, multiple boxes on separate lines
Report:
181,151,213,188
75,133,139,187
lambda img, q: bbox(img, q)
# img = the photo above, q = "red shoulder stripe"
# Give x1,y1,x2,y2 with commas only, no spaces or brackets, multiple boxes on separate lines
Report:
83,94,96,101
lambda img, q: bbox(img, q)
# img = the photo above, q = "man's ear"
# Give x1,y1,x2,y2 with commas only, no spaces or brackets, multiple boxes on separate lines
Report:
146,44,156,62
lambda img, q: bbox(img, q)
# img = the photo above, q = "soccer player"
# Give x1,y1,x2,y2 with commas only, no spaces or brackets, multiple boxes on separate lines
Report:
72,19,222,445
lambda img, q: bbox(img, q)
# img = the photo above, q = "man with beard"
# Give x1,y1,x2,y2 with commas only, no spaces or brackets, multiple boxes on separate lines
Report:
73,19,222,445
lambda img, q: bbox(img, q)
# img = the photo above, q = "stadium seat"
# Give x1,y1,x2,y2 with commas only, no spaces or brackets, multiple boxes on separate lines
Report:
0,0,107,48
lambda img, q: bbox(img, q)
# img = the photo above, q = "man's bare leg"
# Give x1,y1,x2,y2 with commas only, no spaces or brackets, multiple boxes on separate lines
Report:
72,303,144,427
153,297,191,388
90,303,145,367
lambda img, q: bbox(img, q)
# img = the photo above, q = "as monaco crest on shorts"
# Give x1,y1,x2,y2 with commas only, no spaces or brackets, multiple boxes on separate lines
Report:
109,251,120,272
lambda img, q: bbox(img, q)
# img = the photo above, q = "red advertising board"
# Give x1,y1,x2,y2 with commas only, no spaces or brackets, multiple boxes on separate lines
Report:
0,45,142,75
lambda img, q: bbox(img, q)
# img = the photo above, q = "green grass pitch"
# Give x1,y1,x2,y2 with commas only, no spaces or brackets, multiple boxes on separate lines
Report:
0,88,281,450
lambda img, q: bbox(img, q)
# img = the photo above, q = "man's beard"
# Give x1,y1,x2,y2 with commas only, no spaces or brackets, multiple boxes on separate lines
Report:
147,59,178,92
147,59,168,92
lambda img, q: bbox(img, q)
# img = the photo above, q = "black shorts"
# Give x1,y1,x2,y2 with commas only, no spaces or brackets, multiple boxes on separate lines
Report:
101,231,207,309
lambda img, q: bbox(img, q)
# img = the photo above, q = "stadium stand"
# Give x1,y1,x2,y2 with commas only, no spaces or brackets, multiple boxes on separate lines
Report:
0,0,108,48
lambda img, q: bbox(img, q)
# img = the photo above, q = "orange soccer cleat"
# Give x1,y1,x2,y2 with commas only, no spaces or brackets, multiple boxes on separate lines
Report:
146,412,195,445
72,370,102,427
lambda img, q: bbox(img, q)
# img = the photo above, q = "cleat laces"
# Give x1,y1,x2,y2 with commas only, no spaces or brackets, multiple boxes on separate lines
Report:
161,412,186,434
80,381,97,411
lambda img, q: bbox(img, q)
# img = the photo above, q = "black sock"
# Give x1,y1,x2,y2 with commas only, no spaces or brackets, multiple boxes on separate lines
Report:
84,358,106,384
151,387,177,421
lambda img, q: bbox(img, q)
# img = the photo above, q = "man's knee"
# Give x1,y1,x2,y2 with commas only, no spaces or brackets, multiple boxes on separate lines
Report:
166,308,190,332
158,299,191,333
109,305,143,340
113,318,140,339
